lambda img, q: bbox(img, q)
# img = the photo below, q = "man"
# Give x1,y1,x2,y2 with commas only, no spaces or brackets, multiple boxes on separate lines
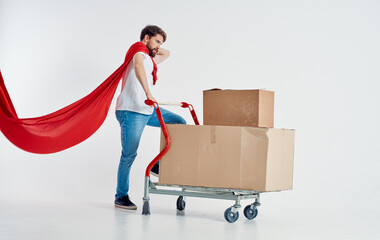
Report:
114,25,186,210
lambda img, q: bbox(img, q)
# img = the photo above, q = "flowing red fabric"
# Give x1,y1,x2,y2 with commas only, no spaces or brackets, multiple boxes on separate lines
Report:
0,42,157,154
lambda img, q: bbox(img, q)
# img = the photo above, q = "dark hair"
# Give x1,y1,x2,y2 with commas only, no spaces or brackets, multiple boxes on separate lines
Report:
140,25,167,42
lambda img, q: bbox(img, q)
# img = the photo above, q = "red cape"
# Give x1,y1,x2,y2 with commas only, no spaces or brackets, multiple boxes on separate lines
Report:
0,42,157,154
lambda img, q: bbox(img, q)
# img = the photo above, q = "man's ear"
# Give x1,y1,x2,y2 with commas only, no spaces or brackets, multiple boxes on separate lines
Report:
144,34,150,42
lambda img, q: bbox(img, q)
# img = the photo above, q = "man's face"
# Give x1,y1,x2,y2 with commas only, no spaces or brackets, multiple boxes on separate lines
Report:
145,34,164,57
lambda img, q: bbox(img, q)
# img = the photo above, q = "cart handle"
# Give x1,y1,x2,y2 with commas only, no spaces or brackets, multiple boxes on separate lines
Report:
144,99,200,177
145,100,200,125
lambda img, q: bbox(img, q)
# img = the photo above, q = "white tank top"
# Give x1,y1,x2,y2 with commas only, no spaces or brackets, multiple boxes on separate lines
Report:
116,52,154,115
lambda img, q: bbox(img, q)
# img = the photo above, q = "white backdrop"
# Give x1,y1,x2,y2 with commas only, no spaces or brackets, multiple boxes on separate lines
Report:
1,0,379,218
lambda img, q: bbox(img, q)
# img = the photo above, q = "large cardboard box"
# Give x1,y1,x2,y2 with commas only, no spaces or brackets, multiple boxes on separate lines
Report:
159,125,295,192
203,89,274,128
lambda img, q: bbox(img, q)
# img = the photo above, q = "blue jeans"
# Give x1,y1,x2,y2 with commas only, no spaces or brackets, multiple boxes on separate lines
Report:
115,108,186,199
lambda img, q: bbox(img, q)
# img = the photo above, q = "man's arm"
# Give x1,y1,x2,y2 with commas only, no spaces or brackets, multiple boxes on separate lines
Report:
133,53,156,103
153,48,170,65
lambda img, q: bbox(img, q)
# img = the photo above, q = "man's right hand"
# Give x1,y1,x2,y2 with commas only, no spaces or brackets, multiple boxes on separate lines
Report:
146,93,157,105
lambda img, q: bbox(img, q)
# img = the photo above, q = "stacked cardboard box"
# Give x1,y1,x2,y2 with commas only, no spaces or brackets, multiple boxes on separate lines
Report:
158,89,295,192
203,89,275,128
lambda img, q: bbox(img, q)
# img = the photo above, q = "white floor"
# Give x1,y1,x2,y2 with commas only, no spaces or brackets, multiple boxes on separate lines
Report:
1,195,378,240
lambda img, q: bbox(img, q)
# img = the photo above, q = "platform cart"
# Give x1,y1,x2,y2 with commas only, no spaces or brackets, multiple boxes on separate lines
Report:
142,100,262,223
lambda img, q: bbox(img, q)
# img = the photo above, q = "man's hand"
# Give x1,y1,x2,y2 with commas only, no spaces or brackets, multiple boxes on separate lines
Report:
153,48,170,65
146,92,157,104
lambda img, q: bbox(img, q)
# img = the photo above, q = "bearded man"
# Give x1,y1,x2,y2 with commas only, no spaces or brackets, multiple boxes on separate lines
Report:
114,25,186,210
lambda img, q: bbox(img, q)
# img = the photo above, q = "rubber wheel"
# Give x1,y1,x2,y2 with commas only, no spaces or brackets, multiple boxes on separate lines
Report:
224,207,239,223
243,205,258,220
176,196,186,211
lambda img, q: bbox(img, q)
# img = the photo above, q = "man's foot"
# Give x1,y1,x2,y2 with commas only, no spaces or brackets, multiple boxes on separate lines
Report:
151,163,159,177
114,195,137,210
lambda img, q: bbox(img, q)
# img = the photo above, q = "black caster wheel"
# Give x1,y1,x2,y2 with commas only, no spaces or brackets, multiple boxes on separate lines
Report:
224,207,239,223
176,196,186,211
243,205,258,220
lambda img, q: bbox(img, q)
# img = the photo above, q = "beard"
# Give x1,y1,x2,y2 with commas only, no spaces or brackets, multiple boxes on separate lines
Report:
146,43,158,57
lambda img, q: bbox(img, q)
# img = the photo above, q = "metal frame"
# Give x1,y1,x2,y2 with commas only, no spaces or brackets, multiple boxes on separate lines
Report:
150,181,261,200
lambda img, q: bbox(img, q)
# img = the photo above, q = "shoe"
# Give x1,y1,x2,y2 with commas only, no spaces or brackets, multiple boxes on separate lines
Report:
150,163,159,177
114,195,137,210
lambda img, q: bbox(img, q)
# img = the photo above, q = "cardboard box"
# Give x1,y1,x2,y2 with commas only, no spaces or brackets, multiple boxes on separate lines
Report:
159,124,295,192
203,89,274,128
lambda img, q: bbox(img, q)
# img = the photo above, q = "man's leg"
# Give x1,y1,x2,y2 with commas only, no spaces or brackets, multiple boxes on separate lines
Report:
115,110,150,207
147,107,187,127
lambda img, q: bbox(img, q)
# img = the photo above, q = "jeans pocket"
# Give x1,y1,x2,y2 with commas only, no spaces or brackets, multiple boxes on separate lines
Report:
116,111,127,125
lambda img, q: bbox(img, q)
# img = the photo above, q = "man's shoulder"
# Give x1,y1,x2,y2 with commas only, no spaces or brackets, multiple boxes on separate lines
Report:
134,51,148,59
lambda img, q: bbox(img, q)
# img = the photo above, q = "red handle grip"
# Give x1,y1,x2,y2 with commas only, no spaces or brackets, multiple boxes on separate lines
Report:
144,99,155,106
